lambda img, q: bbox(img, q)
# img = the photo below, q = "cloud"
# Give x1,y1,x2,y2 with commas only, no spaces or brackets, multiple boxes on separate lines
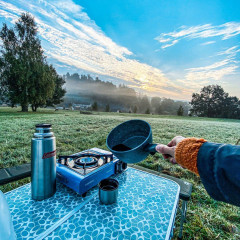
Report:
51,0,83,13
154,22,240,95
177,47,239,93
186,65,237,81
0,0,184,98
187,59,230,72
175,45,240,93
155,22,240,48
161,40,178,49
217,46,240,58
201,41,215,45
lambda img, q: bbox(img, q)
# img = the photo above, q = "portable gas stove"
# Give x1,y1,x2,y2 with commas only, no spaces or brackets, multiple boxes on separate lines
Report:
56,148,127,196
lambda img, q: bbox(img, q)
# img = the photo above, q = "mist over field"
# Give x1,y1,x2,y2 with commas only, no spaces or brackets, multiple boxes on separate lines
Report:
62,73,191,114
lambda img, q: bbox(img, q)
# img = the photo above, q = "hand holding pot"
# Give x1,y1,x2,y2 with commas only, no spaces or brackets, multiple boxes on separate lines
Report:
156,136,185,164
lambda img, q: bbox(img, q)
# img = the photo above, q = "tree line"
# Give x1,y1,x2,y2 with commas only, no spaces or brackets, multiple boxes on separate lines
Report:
63,73,190,115
190,85,240,119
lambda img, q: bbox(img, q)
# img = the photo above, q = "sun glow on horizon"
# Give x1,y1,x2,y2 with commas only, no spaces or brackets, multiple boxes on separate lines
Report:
0,0,239,100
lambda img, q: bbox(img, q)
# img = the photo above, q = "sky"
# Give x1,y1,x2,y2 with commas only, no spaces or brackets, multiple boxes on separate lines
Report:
0,0,239,100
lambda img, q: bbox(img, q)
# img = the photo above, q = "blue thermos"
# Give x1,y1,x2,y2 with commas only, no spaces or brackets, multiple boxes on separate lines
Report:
31,124,56,200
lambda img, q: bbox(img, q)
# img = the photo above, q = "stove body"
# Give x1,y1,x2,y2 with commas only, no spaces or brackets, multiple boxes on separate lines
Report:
56,148,127,196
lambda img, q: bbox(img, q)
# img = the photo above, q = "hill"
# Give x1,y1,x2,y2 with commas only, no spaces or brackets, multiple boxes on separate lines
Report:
63,73,190,114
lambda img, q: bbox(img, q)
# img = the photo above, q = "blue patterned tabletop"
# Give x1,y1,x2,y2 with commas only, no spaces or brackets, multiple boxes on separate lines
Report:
6,167,180,240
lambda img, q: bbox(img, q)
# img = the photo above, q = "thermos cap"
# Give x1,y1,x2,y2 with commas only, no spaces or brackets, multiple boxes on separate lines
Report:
35,124,52,128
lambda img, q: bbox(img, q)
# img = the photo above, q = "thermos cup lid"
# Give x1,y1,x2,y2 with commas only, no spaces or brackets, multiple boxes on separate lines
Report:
99,178,119,205
35,124,52,128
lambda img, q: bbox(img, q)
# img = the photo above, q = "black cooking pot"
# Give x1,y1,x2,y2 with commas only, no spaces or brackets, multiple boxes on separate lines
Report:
106,119,157,164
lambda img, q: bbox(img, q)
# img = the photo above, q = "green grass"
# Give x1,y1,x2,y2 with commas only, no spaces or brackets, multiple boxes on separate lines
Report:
0,107,240,239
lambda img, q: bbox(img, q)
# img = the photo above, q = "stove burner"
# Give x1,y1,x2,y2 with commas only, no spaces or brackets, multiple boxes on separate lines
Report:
75,156,98,168
58,152,114,175
80,156,97,164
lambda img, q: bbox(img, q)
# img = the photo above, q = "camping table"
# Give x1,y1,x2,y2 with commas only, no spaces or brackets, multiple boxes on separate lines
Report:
5,167,180,240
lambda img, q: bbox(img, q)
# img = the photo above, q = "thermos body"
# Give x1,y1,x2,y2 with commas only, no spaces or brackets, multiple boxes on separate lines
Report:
31,124,56,200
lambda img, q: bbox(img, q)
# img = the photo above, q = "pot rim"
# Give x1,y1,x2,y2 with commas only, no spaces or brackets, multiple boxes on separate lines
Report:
106,119,152,154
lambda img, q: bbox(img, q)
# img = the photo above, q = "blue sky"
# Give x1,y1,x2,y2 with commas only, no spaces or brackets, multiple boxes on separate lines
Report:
0,0,239,100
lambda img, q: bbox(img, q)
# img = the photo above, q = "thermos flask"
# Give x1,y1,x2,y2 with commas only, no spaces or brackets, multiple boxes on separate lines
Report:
31,124,56,200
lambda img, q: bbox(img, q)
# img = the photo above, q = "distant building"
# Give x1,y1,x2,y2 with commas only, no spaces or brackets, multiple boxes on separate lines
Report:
72,104,91,110
0,104,8,107
55,107,64,110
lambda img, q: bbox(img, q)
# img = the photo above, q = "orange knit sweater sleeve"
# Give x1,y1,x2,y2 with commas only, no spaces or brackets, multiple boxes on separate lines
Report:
175,138,207,175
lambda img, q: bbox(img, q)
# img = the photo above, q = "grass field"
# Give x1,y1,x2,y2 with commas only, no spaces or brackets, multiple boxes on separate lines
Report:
0,107,240,240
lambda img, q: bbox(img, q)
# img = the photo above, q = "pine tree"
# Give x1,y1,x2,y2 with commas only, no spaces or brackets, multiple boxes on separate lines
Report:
92,101,98,111
105,104,110,112
177,105,184,116
133,105,137,113
145,108,150,114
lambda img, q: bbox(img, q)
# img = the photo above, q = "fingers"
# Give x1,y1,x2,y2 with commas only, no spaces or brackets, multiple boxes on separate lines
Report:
169,157,177,164
167,139,175,147
156,144,175,157
167,136,185,147
156,136,184,165
156,144,177,164
162,154,169,159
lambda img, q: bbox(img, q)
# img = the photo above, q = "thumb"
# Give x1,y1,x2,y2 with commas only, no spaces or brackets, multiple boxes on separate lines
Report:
156,144,175,157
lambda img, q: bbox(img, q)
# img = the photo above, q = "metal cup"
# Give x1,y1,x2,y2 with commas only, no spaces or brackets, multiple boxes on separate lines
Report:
99,178,119,205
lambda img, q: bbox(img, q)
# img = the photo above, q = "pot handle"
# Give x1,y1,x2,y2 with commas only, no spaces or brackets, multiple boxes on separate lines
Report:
144,143,157,154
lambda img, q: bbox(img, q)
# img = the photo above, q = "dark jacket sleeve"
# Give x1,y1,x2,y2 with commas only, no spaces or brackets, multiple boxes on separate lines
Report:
197,142,240,207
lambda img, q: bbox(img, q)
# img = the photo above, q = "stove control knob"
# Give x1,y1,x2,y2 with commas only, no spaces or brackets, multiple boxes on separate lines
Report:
122,162,127,171
115,161,127,174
